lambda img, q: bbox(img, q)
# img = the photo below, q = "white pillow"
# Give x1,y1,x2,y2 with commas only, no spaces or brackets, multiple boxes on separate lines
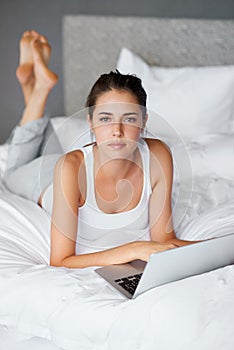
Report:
51,114,91,153
184,133,234,180
117,48,234,141
171,133,234,181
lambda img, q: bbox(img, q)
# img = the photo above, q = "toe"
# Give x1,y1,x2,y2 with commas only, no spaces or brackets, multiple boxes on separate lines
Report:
42,42,51,52
22,30,31,38
31,30,40,38
42,42,51,63
31,38,40,49
40,35,48,43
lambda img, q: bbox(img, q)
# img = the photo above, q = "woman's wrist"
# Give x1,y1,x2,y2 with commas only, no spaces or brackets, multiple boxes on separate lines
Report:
129,241,145,261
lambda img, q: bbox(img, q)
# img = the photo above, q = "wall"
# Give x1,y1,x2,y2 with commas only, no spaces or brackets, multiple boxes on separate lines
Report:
0,0,233,143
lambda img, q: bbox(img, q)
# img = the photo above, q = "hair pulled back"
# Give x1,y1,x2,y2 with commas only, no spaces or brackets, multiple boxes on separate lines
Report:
85,70,147,119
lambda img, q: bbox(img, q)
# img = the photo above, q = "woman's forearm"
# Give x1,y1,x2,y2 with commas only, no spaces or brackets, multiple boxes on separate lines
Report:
167,237,202,247
52,239,194,269
59,241,140,268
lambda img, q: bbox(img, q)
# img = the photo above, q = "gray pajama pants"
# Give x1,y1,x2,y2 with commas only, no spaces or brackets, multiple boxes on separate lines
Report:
2,116,63,203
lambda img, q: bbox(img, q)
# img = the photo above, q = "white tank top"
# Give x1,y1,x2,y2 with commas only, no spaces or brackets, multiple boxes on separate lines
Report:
42,139,152,254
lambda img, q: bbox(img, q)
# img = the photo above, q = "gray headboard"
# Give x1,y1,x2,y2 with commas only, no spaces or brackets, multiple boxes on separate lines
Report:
62,15,234,115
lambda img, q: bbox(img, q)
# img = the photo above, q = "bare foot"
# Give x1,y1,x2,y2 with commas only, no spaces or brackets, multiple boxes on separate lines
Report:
31,38,58,93
17,31,58,126
16,30,55,104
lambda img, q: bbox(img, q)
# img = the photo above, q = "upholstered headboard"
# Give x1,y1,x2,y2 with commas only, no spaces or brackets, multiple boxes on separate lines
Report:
62,15,234,115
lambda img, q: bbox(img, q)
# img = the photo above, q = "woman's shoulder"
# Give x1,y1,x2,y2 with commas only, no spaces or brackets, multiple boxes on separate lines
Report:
54,149,84,175
65,149,85,162
143,138,172,159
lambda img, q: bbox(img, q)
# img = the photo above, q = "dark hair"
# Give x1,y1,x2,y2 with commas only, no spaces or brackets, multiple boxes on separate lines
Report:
85,70,147,119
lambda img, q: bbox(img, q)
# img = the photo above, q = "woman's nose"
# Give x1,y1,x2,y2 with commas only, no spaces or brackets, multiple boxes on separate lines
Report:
112,122,123,137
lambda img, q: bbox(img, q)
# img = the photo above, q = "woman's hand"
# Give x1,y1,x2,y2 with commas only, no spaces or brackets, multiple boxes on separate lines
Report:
134,241,178,262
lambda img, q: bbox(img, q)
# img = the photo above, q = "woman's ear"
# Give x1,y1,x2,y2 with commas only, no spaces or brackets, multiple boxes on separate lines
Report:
87,114,92,129
141,113,148,133
143,113,148,128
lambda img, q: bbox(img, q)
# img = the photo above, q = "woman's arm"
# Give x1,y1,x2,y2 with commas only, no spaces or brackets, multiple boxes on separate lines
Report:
50,152,80,267
52,241,178,268
147,139,200,247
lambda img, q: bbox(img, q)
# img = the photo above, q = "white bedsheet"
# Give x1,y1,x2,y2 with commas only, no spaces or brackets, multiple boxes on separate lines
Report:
0,185,234,349
0,325,63,350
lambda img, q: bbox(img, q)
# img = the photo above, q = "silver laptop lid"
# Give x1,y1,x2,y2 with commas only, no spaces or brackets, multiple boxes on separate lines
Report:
134,233,234,298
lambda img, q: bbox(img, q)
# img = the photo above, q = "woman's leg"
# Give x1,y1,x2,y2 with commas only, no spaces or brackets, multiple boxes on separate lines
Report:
19,33,58,127
15,30,62,157
16,30,52,113
7,31,61,171
6,116,51,172
3,31,61,203
4,153,61,203
6,31,59,172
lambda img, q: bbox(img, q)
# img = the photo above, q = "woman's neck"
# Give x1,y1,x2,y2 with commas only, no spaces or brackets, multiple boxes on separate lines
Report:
93,145,141,181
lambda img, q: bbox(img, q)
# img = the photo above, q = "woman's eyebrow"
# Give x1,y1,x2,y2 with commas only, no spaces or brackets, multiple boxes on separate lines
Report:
122,112,139,116
98,111,139,117
98,112,139,116
98,112,113,115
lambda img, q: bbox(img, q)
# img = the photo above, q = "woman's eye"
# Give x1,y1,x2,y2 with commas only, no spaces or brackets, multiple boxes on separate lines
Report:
124,117,137,123
99,117,111,122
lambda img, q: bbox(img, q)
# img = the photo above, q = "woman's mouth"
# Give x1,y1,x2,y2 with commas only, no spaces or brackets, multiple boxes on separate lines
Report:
108,142,126,150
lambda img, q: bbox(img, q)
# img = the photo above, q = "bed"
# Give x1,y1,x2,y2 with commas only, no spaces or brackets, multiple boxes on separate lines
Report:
0,15,234,350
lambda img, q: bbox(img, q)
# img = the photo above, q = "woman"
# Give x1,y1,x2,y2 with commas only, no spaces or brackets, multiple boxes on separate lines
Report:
3,31,197,269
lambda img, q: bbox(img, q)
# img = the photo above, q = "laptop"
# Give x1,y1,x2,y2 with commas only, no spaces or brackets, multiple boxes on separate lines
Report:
95,233,234,299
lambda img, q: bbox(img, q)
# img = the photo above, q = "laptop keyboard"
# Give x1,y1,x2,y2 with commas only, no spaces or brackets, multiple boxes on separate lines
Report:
115,273,143,295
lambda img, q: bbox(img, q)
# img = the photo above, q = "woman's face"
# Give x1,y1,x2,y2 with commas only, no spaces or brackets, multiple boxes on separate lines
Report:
88,89,147,159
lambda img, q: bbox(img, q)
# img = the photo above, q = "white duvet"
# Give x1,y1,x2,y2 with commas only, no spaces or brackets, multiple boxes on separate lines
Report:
1,140,234,350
